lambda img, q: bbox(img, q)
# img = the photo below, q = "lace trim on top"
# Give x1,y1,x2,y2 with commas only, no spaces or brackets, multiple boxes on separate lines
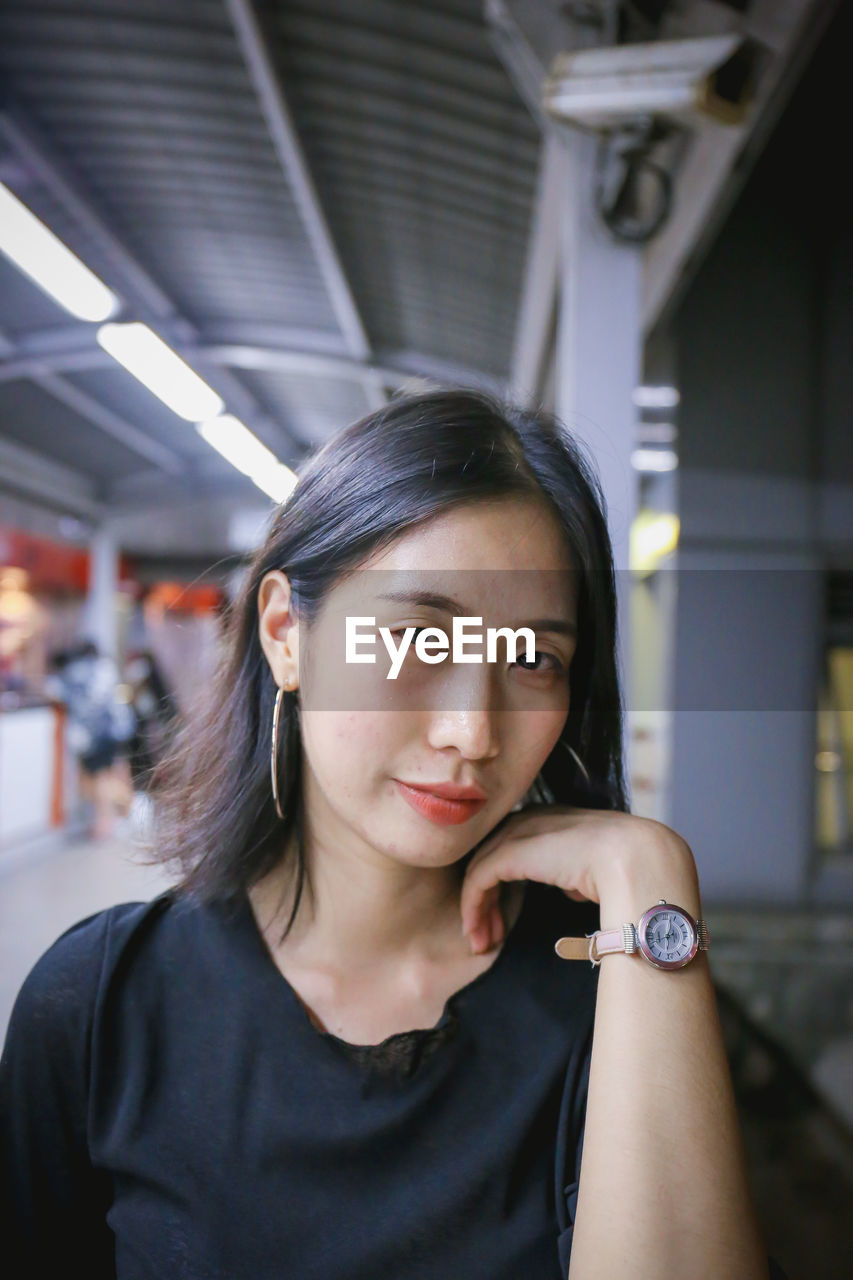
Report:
329,1004,461,1078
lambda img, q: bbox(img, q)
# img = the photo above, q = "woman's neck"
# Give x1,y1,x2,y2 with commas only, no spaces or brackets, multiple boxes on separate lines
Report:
248,834,471,975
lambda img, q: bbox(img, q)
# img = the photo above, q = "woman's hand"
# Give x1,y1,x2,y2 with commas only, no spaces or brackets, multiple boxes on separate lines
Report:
459,806,699,954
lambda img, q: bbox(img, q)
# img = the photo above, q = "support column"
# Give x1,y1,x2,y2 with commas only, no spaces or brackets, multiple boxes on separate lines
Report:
82,524,119,661
554,131,643,728
668,185,823,904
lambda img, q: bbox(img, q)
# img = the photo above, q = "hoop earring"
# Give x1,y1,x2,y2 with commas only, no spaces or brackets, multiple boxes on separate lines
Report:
271,680,296,820
560,739,591,787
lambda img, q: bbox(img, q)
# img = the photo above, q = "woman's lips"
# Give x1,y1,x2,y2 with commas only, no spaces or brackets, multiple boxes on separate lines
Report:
394,780,487,825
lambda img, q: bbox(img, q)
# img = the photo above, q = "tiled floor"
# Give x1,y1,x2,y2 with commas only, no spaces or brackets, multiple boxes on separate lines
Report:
0,828,175,1038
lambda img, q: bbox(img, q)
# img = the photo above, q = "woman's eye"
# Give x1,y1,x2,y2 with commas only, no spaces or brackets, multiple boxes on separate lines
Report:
515,650,565,675
388,630,564,676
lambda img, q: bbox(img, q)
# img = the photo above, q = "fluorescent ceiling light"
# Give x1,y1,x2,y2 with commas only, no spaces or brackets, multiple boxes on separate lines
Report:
196,416,299,505
253,463,300,505
196,415,278,477
0,182,118,322
632,448,678,472
633,384,680,409
97,322,224,421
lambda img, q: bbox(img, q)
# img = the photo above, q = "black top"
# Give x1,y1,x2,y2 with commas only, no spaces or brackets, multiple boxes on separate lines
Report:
0,880,600,1279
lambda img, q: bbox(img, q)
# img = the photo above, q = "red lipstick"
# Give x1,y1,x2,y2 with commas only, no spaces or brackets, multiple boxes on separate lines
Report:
394,779,487,825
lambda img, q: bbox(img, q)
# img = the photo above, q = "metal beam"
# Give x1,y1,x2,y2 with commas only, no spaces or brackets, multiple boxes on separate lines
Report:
484,0,551,125
0,348,108,383
486,2,584,407
33,373,186,474
372,350,507,398
0,320,352,379
200,343,506,396
104,460,264,513
509,130,565,406
0,324,185,472
0,329,504,396
0,104,295,454
196,343,393,386
0,111,178,326
0,434,102,519
223,0,386,410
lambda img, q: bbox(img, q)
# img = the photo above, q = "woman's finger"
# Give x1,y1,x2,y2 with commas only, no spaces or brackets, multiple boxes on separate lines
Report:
461,879,500,939
460,841,527,936
490,900,504,947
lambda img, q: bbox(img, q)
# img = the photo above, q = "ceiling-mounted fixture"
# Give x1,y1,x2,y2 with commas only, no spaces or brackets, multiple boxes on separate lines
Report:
632,447,678,472
96,322,224,423
633,384,680,409
196,416,298,505
543,34,751,130
0,182,119,322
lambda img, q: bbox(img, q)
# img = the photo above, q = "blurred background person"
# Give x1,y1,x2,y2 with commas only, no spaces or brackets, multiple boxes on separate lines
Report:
124,649,179,789
45,639,136,840
123,648,181,842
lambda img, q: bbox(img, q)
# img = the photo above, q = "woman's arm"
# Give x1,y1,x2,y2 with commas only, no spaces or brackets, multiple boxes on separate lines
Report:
568,833,768,1280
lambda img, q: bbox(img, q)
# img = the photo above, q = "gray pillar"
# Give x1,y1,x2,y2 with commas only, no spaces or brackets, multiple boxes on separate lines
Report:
669,187,823,904
554,131,643,744
82,525,119,662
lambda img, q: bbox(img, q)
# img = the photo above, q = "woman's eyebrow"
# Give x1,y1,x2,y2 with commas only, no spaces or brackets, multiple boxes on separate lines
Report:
376,590,578,637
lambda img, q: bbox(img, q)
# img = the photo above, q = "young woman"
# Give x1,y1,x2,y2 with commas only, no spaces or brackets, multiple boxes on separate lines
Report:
1,391,783,1279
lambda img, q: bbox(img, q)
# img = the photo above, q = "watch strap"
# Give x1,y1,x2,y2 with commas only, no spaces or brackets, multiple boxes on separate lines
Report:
594,925,637,957
555,915,710,966
554,924,636,965
552,936,590,961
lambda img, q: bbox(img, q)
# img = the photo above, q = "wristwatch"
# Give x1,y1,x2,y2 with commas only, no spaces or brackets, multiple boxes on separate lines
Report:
554,899,711,971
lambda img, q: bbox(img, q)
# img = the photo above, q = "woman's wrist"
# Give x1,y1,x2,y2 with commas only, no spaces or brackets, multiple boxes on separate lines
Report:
597,826,702,927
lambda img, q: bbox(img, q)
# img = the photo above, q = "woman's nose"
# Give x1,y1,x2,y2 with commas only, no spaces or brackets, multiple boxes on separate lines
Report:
426,664,505,759
427,705,501,760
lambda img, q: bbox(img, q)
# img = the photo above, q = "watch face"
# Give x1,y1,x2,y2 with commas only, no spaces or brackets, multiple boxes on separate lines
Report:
637,904,698,970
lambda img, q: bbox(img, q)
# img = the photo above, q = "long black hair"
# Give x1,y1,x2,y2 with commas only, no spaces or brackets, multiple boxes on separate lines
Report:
151,389,630,932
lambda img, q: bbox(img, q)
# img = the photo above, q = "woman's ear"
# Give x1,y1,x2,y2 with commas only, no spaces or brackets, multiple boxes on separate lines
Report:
257,570,300,689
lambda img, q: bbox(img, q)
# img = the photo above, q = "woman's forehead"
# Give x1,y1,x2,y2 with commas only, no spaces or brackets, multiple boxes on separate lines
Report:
360,497,574,574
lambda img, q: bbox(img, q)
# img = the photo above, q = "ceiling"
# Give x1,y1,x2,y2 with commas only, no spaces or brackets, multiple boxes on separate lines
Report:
0,0,838,564
0,0,536,532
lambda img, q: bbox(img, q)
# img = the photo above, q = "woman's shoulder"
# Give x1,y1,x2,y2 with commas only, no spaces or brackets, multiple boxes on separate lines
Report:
5,899,160,1033
3,891,207,1048
1,891,254,1111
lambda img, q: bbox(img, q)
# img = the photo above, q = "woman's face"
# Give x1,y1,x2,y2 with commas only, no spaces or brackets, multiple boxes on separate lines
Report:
262,496,579,871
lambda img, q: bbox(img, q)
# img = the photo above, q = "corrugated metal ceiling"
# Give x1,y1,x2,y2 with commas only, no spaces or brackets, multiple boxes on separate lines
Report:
0,0,539,517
